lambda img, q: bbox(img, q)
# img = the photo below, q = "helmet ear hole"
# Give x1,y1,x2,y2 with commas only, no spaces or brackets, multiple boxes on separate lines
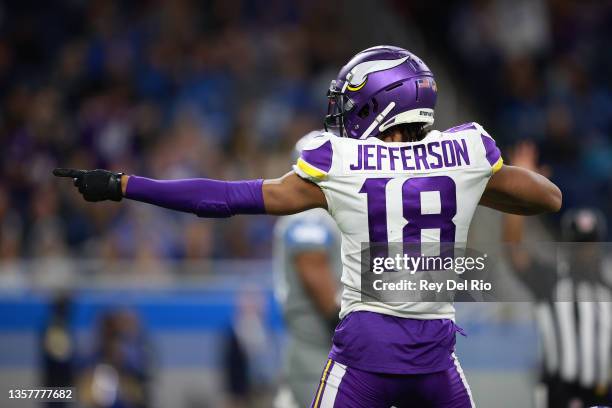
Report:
372,98,378,113
385,82,403,92
357,104,370,119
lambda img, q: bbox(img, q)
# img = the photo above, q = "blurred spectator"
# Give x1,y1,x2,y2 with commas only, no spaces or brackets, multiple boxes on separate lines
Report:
0,183,26,288
40,292,76,408
223,290,275,408
77,310,152,408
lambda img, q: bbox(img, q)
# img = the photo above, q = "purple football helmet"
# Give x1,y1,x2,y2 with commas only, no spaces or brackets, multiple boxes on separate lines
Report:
324,45,437,139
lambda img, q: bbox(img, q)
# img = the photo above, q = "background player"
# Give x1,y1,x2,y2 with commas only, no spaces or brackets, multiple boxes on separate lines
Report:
54,46,561,407
273,132,342,408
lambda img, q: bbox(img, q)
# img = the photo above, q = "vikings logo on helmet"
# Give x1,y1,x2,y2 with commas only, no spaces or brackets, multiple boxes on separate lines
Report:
325,46,437,140
344,57,409,91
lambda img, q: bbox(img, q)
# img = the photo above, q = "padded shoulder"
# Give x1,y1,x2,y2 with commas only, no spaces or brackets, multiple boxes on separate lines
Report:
444,122,503,174
443,122,487,136
294,133,334,182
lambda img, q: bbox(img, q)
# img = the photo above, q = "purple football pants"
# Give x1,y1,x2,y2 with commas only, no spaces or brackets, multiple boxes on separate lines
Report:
310,357,474,408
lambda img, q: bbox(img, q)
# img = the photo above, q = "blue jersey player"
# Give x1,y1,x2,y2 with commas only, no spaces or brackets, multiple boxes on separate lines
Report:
55,46,562,407
273,133,342,408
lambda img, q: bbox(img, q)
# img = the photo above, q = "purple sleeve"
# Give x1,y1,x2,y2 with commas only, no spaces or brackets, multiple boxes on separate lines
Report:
125,176,265,218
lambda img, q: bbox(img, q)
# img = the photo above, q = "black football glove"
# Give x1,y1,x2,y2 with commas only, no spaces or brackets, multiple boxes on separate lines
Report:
53,168,124,202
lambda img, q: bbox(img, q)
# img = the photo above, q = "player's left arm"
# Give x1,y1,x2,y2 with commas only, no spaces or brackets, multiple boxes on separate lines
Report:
480,165,561,215
470,124,561,215
53,168,326,216
479,142,561,215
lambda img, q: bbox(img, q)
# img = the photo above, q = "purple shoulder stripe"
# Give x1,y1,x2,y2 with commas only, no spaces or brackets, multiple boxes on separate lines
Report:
444,122,477,133
480,134,501,166
301,140,333,172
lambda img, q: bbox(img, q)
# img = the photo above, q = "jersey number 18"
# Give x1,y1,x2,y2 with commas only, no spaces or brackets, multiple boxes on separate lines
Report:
360,176,457,244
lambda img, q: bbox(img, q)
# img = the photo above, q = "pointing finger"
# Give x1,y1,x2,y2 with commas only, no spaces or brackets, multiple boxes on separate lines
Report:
53,168,86,179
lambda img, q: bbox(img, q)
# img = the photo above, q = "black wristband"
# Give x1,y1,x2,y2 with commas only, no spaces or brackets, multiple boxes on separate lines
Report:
107,172,124,201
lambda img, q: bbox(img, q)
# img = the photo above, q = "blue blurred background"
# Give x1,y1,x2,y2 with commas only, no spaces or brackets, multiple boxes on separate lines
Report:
0,0,610,407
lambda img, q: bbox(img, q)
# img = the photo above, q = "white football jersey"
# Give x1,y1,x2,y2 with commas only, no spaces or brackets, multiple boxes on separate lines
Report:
293,122,503,320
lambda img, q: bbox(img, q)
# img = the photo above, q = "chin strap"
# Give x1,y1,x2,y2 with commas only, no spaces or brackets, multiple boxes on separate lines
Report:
359,102,396,139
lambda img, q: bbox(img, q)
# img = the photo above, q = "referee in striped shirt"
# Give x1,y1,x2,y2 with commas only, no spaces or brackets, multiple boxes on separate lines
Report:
503,142,611,408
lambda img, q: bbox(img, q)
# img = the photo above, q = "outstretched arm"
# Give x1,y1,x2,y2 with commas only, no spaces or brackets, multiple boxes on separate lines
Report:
261,172,327,215
54,168,326,217
479,142,561,215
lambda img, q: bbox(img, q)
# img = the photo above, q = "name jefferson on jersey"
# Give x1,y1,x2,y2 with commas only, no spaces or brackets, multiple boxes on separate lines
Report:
293,123,502,321
347,137,471,173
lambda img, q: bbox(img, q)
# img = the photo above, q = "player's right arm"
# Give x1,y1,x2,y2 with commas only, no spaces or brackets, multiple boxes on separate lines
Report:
53,168,326,217
54,133,333,216
262,172,327,215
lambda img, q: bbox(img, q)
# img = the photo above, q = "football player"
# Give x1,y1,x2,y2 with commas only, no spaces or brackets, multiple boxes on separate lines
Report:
273,132,342,408
55,46,562,407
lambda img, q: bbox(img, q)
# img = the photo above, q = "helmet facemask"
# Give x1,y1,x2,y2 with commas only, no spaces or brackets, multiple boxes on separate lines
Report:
324,80,354,138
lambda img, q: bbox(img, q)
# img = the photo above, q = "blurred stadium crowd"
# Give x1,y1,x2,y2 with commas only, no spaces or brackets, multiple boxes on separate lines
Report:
0,0,349,266
0,1,610,407
405,0,612,227
0,0,610,263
